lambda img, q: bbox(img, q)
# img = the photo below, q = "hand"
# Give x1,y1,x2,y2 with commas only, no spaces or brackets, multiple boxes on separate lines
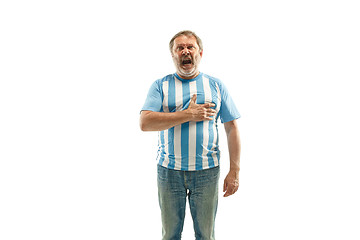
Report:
223,170,239,197
186,94,216,122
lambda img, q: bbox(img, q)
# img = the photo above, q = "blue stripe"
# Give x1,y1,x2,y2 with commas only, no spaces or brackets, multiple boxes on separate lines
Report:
181,81,190,170
167,128,175,169
181,123,189,170
216,126,220,163
159,131,165,166
195,79,205,170
168,77,176,113
167,78,176,169
195,122,203,170
207,121,215,168
214,83,221,164
158,94,165,166
206,81,219,168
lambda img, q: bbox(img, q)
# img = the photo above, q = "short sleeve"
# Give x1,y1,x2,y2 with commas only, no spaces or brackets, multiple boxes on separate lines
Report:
218,81,241,123
141,80,163,112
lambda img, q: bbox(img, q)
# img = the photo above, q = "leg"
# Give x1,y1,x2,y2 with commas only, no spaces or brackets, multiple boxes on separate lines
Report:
188,167,220,240
157,165,187,240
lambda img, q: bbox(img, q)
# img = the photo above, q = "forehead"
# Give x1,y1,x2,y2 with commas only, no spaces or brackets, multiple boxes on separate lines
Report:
173,35,198,46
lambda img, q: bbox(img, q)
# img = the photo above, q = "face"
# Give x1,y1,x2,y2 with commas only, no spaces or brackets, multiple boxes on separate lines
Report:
171,35,203,79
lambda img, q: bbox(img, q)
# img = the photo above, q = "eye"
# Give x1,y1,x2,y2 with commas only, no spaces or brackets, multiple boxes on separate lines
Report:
177,46,184,51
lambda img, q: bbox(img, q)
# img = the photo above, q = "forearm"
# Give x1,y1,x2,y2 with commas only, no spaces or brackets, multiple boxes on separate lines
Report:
140,110,191,131
225,121,241,172
140,96,216,131
228,133,241,172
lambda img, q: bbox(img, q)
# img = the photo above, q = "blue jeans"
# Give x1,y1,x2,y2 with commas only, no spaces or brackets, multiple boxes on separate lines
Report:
157,165,220,240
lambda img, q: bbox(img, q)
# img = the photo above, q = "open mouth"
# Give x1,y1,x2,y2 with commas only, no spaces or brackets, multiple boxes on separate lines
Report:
182,58,192,65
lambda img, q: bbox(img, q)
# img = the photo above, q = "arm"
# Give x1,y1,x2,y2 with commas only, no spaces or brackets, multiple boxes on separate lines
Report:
140,94,216,131
223,119,241,197
140,110,191,131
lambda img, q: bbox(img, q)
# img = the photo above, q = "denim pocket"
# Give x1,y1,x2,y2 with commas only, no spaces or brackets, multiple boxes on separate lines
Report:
157,164,168,181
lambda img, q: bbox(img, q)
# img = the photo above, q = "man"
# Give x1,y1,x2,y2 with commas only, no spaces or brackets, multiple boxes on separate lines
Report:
140,30,241,240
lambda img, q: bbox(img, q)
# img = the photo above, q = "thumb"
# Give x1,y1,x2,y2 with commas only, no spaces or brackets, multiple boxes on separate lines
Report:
190,94,197,104
223,181,227,192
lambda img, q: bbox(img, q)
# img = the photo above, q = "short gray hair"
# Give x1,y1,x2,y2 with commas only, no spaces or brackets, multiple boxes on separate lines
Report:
169,30,203,53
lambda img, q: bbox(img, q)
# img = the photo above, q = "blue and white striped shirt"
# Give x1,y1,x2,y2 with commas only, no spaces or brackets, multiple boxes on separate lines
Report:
142,73,240,171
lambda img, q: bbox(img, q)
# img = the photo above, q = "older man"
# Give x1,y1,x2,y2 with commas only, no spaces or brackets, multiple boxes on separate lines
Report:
140,30,241,240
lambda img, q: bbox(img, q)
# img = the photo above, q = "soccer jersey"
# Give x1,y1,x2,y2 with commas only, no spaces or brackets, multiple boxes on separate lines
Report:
142,73,240,171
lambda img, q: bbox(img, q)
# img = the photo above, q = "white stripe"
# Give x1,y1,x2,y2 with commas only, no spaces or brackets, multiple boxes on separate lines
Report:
202,120,209,169
211,121,219,166
212,128,219,166
173,78,183,169
188,81,197,170
161,81,170,167
202,76,212,169
212,82,222,166
175,77,183,111
163,129,169,167
157,131,161,163
215,82,221,113
173,125,181,169
162,81,169,113
203,76,213,104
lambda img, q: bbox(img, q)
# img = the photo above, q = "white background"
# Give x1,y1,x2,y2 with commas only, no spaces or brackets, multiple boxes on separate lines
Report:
1,0,359,239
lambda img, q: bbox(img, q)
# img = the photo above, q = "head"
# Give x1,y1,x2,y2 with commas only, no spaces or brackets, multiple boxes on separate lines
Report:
169,30,203,79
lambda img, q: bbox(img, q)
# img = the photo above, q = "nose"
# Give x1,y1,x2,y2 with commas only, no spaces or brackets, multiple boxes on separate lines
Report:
182,48,190,55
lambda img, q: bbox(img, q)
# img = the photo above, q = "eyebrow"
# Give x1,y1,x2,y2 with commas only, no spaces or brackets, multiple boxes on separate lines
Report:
175,43,195,47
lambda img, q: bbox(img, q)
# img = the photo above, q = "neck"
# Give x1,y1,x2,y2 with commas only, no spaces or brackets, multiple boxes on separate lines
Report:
177,71,200,80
